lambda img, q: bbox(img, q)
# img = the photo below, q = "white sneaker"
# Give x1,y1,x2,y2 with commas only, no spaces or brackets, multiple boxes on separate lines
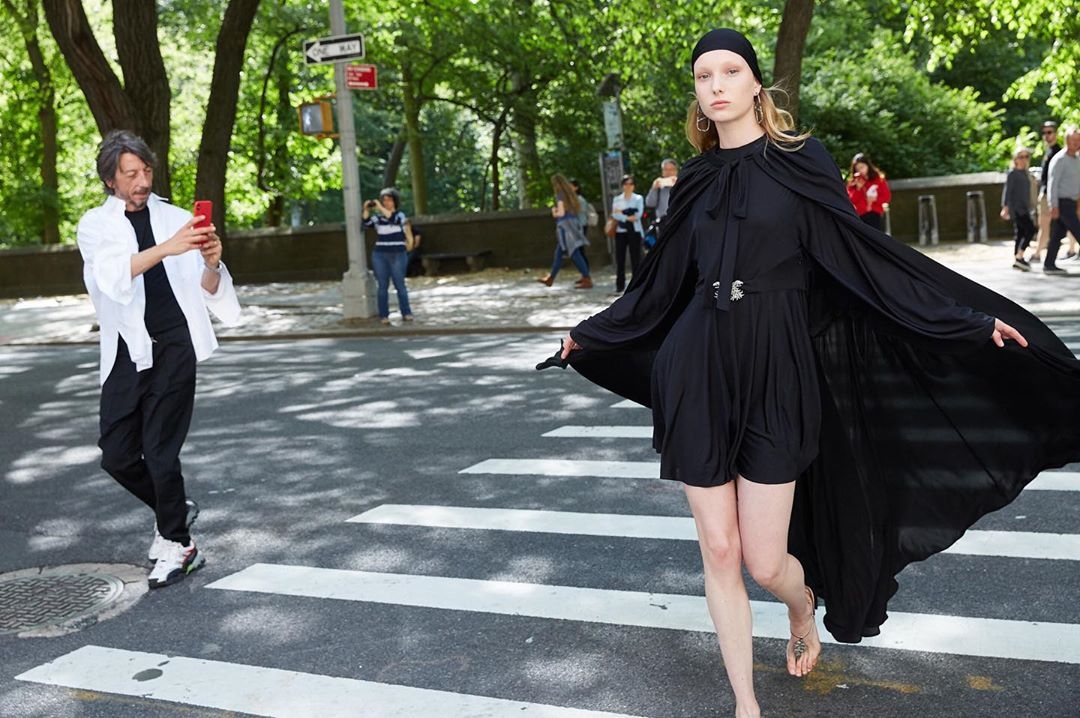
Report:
147,539,205,589
147,499,200,563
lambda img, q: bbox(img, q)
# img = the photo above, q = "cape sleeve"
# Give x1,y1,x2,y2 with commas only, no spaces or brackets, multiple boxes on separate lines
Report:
560,156,713,406
799,200,995,345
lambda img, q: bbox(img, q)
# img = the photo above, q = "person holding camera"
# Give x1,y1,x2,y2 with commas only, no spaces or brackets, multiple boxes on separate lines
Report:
611,174,644,292
362,187,414,324
846,152,891,231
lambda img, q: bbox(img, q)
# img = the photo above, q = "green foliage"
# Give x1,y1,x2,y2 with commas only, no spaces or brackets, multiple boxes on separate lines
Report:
1,0,1074,249
800,34,1008,178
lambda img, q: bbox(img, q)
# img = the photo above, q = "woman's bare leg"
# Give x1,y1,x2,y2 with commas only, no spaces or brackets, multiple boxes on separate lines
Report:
735,476,821,677
684,483,760,718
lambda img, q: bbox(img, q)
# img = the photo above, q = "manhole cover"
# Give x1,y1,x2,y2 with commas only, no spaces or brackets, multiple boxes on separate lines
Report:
0,564,147,637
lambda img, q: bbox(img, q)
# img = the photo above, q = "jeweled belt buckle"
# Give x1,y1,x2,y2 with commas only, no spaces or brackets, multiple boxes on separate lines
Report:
730,280,745,302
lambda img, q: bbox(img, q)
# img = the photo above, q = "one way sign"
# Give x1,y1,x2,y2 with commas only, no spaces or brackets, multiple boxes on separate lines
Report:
304,33,365,65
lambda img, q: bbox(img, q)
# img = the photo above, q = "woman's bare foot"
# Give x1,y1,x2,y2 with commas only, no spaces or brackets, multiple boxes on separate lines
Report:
734,701,761,718
786,586,821,677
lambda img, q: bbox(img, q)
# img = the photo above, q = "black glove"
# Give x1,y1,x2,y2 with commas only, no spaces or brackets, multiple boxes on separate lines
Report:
535,341,570,371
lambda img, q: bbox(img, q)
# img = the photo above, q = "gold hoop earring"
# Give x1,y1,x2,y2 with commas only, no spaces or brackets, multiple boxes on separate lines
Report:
753,94,764,125
696,109,711,132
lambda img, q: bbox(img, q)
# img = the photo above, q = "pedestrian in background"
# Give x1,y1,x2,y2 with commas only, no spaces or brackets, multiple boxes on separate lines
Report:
1044,126,1080,275
77,130,241,589
362,187,414,324
538,173,592,289
1001,146,1037,271
611,174,644,291
1033,121,1074,263
645,159,679,248
846,152,891,231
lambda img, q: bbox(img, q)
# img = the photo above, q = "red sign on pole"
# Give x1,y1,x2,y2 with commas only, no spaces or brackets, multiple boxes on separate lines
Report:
345,64,377,90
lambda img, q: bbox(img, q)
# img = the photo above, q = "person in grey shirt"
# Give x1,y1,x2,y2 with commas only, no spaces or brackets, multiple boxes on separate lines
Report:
1000,147,1036,271
645,158,679,223
1044,126,1080,274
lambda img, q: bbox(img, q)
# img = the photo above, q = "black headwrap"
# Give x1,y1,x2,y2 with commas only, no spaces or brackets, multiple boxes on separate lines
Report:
690,28,763,83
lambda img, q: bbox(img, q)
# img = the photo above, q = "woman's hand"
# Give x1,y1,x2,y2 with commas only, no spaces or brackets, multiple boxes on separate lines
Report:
992,318,1028,348
560,334,581,360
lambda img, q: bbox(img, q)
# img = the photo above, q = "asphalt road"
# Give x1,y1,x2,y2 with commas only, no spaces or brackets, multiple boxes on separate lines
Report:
2,329,1078,718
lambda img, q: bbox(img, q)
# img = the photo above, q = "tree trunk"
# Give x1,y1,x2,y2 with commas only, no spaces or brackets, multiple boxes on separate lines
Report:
773,0,815,124
383,136,406,188
193,0,262,232
490,124,502,211
42,0,139,135
510,72,542,208
7,0,60,243
401,63,428,214
256,27,301,226
112,0,173,196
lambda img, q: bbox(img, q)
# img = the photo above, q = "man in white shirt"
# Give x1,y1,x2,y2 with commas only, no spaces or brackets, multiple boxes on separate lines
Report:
77,130,241,588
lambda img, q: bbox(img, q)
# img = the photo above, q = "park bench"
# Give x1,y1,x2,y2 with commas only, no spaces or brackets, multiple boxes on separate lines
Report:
420,250,493,276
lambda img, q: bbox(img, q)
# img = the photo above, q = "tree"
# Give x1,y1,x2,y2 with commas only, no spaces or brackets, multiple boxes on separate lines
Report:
43,0,173,195
193,0,262,231
773,0,815,122
2,0,59,243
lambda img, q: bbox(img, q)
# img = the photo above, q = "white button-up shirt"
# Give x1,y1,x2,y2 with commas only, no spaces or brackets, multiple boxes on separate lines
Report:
77,193,242,385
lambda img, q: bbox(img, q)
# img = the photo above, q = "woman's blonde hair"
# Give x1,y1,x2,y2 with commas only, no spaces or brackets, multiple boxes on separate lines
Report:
684,86,810,153
550,173,581,214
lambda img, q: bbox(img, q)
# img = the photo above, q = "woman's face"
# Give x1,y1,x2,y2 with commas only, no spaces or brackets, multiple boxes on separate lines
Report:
694,50,761,126
622,179,634,195
854,161,869,176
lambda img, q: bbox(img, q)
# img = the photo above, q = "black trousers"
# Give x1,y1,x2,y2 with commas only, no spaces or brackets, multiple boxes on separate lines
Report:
859,212,884,231
1012,212,1036,255
99,325,196,543
1045,198,1080,269
614,230,642,292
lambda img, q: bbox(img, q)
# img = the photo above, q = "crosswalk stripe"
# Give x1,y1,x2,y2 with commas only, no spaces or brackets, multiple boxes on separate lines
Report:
610,399,643,409
459,459,658,479
16,645,641,718
206,563,1080,665
348,504,1080,561
459,459,1079,491
542,426,652,439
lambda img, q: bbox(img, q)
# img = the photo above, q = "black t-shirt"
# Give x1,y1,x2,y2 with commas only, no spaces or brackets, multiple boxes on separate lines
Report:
125,207,186,337
1041,142,1062,189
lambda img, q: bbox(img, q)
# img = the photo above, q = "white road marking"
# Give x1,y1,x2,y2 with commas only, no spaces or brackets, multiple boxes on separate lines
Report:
542,426,652,439
16,645,644,718
207,563,1080,665
348,504,1080,561
459,459,1078,491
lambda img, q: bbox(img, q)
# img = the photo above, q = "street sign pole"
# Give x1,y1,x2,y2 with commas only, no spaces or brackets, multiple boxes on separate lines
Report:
329,0,376,319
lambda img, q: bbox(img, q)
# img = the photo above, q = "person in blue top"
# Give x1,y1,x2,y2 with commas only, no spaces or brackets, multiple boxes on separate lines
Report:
611,174,644,291
362,187,414,324
538,173,592,289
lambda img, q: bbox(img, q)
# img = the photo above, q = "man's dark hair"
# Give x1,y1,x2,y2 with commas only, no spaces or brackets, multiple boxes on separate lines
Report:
96,130,156,196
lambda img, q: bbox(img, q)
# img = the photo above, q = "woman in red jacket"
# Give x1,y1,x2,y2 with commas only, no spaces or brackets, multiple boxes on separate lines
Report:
846,152,891,231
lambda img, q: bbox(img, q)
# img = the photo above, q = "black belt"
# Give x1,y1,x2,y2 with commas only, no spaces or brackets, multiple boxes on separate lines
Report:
708,256,807,304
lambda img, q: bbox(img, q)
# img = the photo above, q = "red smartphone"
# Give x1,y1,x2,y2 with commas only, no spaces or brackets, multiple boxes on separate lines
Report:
193,200,213,229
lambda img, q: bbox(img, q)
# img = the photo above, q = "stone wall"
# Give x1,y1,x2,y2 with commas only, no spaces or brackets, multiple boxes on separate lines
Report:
0,173,1015,299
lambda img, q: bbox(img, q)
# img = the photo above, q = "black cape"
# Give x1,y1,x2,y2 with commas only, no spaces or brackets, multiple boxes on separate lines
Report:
553,136,1080,643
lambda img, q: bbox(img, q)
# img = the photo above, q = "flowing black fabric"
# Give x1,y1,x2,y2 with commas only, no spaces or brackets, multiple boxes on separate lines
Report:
555,134,1080,644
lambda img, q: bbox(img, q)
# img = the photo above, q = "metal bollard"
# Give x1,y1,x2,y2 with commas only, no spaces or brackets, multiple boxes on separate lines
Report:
917,195,939,246
966,190,988,243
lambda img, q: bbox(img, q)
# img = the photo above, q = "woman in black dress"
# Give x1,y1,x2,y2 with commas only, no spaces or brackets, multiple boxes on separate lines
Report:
548,29,1076,718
